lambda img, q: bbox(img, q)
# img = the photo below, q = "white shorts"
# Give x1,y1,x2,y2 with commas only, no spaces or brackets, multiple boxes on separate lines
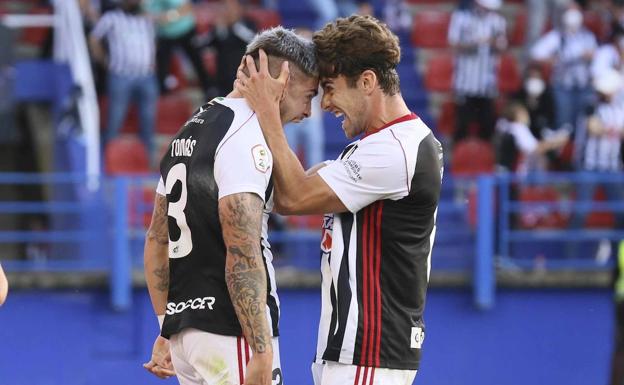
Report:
170,328,282,385
311,361,416,385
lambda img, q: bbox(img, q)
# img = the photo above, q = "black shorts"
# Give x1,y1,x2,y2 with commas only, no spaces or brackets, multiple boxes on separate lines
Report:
616,301,624,353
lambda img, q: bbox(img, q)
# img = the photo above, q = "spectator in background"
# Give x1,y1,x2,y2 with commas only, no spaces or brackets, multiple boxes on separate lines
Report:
495,102,568,174
284,28,325,169
592,23,624,100
448,0,507,142
307,0,370,29
514,64,556,140
531,2,597,133
89,0,158,161
570,68,624,260
145,0,213,98
196,0,256,97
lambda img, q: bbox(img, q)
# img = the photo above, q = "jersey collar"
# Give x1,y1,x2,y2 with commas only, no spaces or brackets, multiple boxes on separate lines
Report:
362,112,418,139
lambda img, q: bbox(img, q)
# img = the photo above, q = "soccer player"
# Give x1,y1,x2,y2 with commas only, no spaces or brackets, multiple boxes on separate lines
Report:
0,262,7,306
142,27,318,385
236,15,443,385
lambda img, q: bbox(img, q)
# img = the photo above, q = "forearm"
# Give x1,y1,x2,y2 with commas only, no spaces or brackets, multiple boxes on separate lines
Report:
88,37,107,66
225,251,271,353
144,240,169,315
219,193,272,354
144,194,170,316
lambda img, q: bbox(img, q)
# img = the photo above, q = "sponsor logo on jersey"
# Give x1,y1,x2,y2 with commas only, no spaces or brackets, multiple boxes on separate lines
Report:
342,159,362,182
166,296,216,315
320,214,334,253
411,326,425,349
252,144,270,173
171,136,197,157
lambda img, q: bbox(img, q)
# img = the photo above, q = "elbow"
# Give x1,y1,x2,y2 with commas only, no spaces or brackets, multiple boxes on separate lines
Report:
274,196,297,215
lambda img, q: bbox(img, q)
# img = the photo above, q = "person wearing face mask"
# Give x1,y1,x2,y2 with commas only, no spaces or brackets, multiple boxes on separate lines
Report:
447,0,507,143
514,64,556,140
531,2,597,134
89,0,159,164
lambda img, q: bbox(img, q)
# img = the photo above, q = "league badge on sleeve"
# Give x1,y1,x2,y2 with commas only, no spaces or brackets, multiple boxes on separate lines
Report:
251,144,270,173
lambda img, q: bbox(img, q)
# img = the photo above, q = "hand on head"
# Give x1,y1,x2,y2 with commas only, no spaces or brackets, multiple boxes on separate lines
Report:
235,49,290,114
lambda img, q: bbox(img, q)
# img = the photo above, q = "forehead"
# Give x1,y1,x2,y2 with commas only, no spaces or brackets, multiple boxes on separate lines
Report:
320,75,348,88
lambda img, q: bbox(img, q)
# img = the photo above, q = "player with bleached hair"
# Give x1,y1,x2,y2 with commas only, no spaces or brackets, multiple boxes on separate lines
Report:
143,26,318,385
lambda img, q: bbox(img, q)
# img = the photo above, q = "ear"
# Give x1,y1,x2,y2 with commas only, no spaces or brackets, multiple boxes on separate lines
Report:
359,70,378,95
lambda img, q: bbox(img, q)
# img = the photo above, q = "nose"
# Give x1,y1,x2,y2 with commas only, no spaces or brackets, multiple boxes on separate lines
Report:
321,92,332,111
302,104,312,119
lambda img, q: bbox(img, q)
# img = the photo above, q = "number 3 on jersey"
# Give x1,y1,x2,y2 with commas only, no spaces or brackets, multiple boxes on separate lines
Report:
165,163,193,258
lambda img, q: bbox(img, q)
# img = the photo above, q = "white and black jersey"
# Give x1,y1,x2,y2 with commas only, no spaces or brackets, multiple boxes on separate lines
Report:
531,28,597,89
447,9,507,97
315,114,443,370
582,101,624,172
156,97,279,339
90,10,156,77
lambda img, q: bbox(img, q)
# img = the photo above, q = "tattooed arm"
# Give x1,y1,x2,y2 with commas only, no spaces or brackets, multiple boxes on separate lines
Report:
143,193,175,379
219,192,273,385
144,194,170,316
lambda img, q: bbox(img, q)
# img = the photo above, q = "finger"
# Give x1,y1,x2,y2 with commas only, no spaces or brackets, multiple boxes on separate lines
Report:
279,61,290,85
259,49,269,76
237,67,250,82
152,366,176,378
246,54,258,76
143,360,156,370
234,79,246,93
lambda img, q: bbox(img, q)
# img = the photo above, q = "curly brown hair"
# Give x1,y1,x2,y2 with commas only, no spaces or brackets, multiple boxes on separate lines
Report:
312,15,401,95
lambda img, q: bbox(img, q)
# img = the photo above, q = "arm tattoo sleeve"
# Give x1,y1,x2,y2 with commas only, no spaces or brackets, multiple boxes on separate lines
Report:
219,192,270,354
147,194,169,292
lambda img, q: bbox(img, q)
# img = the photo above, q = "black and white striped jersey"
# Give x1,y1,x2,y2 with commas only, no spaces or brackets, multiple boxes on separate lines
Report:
531,28,597,89
156,97,280,339
447,9,507,97
315,113,443,370
582,101,624,171
90,10,156,77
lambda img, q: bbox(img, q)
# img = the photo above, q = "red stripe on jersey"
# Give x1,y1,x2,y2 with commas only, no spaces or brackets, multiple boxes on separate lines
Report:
353,366,361,385
367,205,376,366
362,366,369,385
369,367,376,385
374,202,384,367
244,338,250,365
360,207,370,365
237,336,244,384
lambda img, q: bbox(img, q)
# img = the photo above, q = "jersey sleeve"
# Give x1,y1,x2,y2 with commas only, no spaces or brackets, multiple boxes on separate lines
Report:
156,177,165,196
318,139,409,213
90,13,112,40
214,127,272,202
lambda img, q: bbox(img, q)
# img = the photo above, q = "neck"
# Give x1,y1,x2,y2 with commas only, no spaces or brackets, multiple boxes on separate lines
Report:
363,92,411,135
227,89,242,98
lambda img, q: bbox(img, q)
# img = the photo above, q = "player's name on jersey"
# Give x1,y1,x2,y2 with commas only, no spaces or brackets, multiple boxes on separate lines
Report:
171,136,197,157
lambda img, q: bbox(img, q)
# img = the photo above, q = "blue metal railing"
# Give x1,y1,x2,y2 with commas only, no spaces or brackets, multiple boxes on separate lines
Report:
474,172,624,308
3,172,619,311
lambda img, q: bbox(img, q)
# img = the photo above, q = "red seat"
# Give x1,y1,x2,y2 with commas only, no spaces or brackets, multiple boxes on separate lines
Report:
451,138,495,176
286,215,324,230
168,54,190,91
518,186,568,229
411,11,451,48
156,93,194,135
498,54,521,93
437,99,456,137
20,6,52,47
245,8,281,31
104,136,150,175
509,10,526,47
585,188,616,228
424,54,453,92
583,11,609,42
202,50,217,77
